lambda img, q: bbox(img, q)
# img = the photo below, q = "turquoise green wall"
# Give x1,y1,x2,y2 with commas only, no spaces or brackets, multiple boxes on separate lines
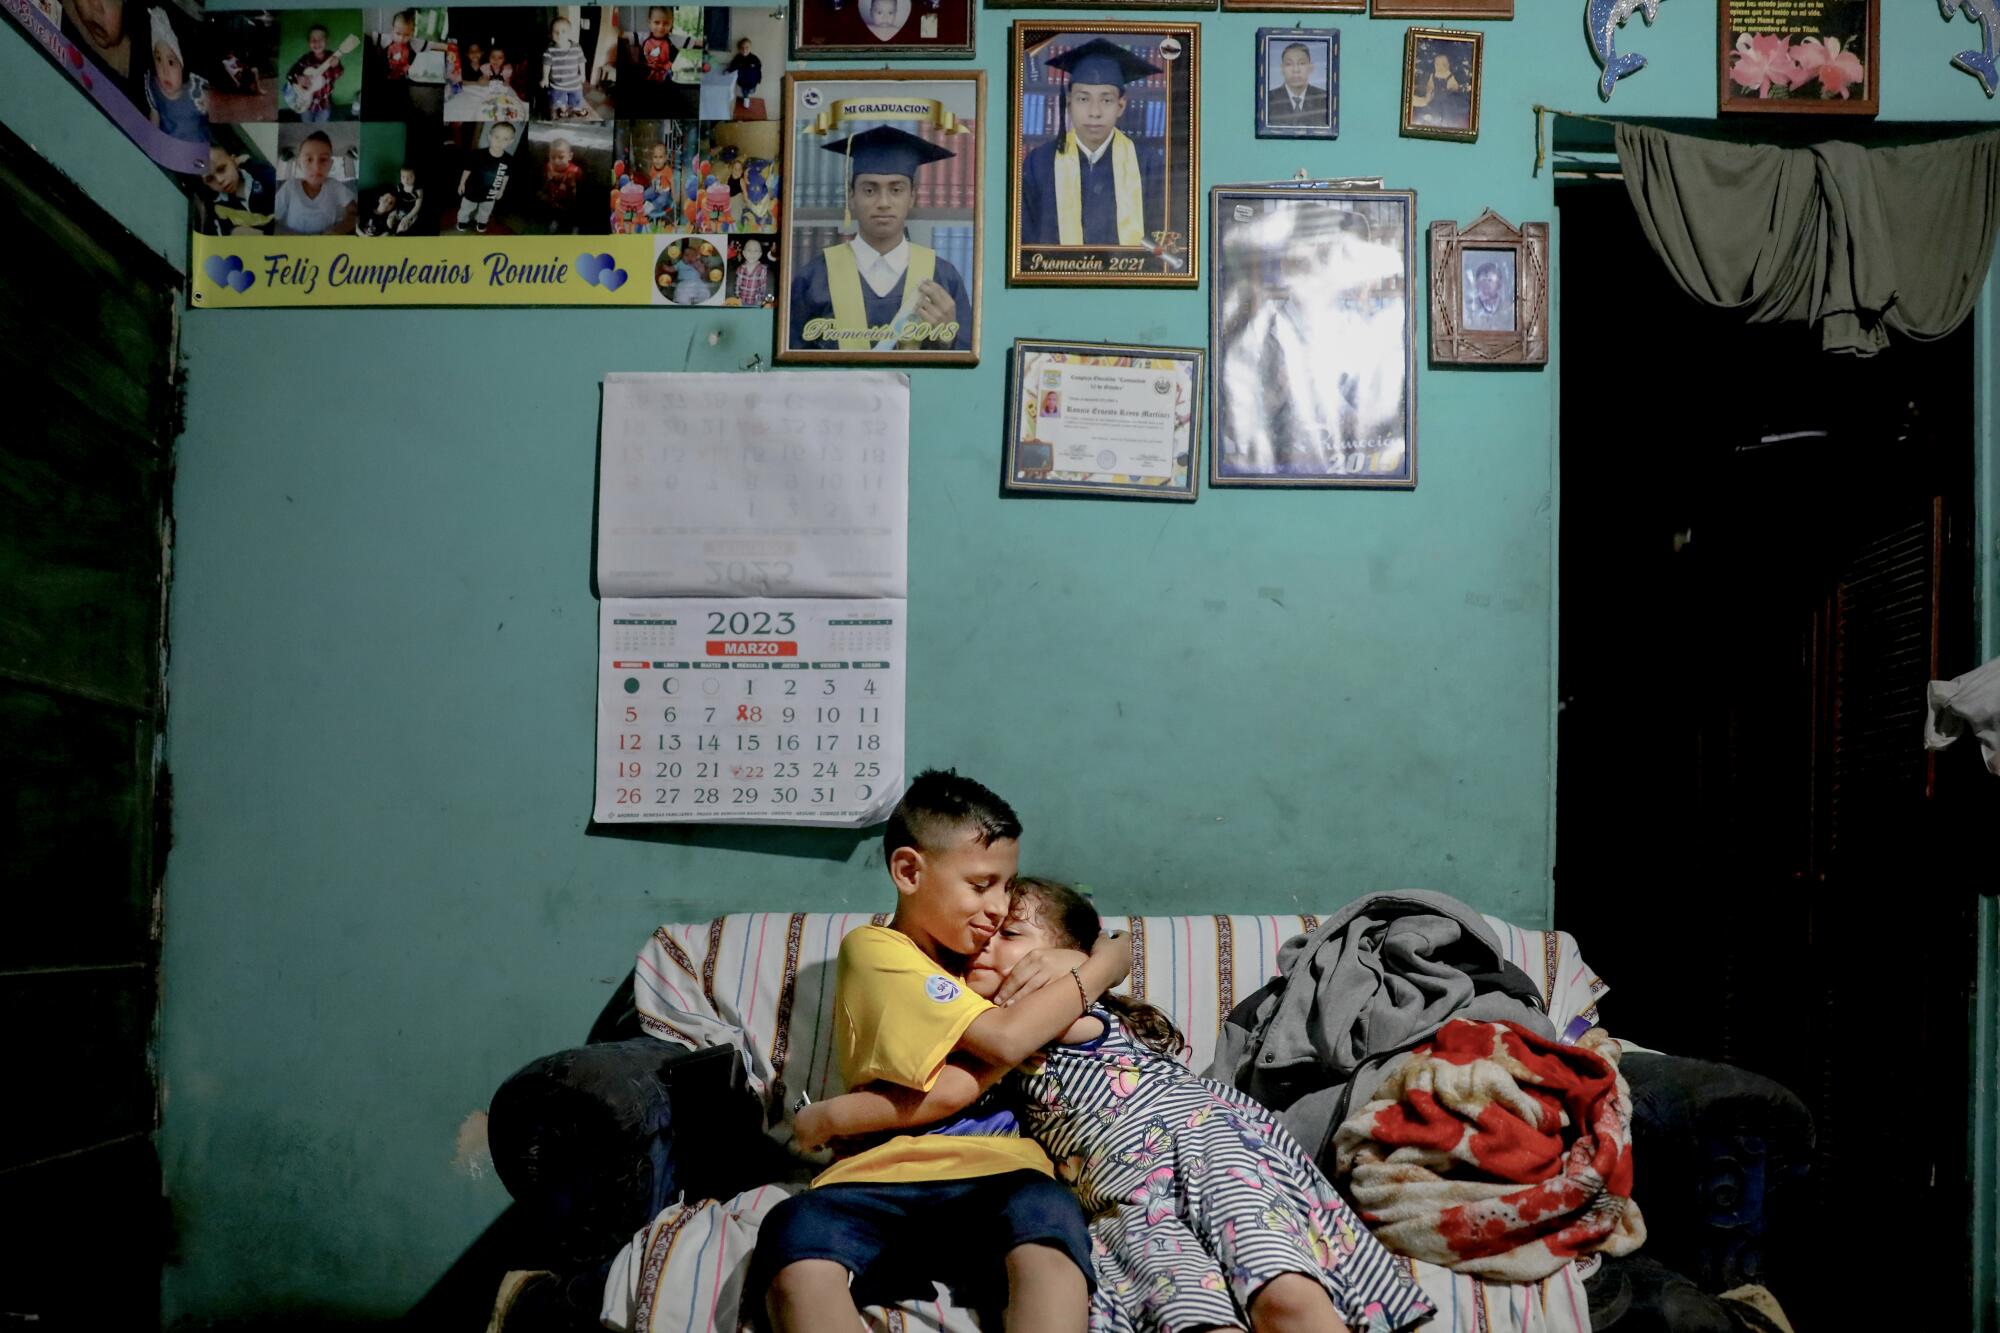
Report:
6,0,1999,1322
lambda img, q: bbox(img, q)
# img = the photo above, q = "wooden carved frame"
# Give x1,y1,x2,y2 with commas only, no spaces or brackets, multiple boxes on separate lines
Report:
1429,209,1547,366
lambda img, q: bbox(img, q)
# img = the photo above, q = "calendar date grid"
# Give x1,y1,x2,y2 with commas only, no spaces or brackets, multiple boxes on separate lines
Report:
603,657,895,815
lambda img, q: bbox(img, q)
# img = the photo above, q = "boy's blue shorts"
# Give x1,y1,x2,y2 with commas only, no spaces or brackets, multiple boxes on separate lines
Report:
748,1169,1092,1316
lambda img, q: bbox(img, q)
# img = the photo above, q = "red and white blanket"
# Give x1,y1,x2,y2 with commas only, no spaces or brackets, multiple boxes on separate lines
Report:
1329,1020,1646,1281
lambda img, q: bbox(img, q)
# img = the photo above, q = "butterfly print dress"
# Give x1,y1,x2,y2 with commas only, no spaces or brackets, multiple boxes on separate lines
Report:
1014,1008,1433,1333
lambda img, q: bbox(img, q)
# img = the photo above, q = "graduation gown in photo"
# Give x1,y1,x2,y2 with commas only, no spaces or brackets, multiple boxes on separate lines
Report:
787,241,973,352
1018,132,1164,248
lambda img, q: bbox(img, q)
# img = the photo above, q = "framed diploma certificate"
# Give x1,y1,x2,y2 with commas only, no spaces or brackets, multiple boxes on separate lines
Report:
1003,338,1203,500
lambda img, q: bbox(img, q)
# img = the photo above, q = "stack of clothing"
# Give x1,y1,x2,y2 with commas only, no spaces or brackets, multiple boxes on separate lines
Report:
1204,890,1643,1278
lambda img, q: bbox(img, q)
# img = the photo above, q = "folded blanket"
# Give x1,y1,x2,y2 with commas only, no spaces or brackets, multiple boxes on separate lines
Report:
1204,890,1554,1167
1329,1021,1646,1282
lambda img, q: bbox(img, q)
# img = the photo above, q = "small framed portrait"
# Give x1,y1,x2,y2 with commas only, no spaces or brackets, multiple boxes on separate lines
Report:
1255,28,1338,139
1004,339,1203,500
1209,185,1417,488
1400,27,1480,142
1008,21,1201,287
777,69,985,365
792,0,976,60
1429,210,1548,366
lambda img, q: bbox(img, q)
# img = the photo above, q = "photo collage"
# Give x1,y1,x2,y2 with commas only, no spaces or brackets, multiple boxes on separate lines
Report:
194,3,785,306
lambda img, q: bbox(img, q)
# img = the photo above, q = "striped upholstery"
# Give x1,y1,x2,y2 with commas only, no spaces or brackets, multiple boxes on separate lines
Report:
632,911,1608,1099
614,910,1610,1333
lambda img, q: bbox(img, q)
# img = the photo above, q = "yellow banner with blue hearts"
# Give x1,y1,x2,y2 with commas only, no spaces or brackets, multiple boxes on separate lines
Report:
190,234,676,307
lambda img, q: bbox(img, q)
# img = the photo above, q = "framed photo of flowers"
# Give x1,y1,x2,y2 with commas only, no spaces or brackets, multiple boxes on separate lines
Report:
1720,0,1878,115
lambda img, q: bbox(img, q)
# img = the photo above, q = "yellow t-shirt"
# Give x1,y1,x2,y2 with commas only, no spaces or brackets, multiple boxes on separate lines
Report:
813,924,1053,1189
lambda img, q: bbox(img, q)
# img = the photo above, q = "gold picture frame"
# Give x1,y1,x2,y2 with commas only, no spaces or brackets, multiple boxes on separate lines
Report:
789,0,977,61
1223,0,1364,13
1399,27,1481,142
776,69,986,366
1007,20,1201,288
1371,0,1511,17
1429,209,1548,366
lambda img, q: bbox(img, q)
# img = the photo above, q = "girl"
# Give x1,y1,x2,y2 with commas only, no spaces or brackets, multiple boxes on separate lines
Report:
797,879,1432,1333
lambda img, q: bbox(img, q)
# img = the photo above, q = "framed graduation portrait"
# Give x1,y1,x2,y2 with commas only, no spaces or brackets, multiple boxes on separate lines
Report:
1008,21,1201,288
777,69,986,365
1209,186,1417,488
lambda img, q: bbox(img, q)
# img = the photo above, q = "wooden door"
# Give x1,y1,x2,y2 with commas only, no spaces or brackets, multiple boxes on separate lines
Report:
0,123,180,1327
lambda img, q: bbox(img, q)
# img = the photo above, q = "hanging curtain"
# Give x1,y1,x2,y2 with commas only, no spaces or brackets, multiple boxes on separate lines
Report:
1613,123,2000,355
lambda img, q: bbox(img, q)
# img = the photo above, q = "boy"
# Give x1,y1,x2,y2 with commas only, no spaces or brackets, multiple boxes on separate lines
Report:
286,23,345,122
357,187,398,236
456,121,517,232
376,9,426,83
274,129,356,235
542,137,584,233
1018,38,1165,248
542,15,588,117
731,236,772,307
725,33,760,110
636,6,676,82
391,163,423,233
200,143,276,234
785,125,972,353
750,770,1128,1331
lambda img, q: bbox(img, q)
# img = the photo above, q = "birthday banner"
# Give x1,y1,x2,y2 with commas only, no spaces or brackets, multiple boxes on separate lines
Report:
6,1,788,309
187,232,729,305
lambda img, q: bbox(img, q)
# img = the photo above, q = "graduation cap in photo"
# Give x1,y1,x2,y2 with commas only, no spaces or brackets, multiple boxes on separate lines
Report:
1044,38,1161,143
1045,37,1159,91
821,124,956,226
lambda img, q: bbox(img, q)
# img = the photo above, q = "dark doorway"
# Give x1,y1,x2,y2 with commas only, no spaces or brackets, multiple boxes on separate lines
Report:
0,124,178,1326
1555,178,1982,1330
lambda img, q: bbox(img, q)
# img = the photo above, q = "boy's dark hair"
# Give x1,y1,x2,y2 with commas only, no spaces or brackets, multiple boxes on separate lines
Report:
302,130,333,149
393,9,413,23
884,769,1020,858
1012,877,1187,1060
308,23,328,36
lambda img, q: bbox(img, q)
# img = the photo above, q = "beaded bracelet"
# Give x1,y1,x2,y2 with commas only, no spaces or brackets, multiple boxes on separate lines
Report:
1069,965,1090,1015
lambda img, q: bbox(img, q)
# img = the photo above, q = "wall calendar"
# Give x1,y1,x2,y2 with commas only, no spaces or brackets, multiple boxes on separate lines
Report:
594,373,910,826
